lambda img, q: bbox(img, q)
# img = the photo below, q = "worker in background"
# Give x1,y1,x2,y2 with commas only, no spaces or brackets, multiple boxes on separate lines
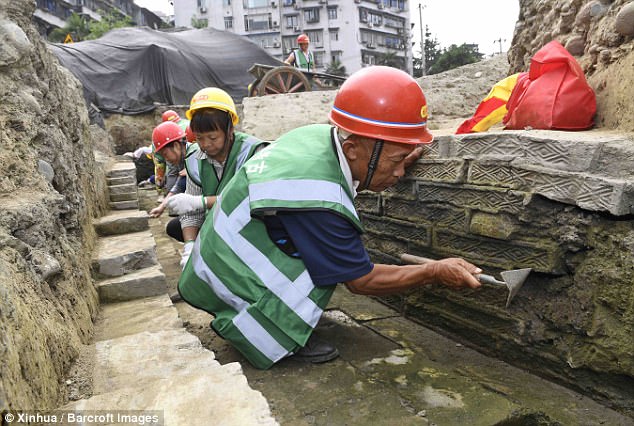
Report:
177,66,482,370
148,122,188,242
284,34,314,71
165,88,268,269
154,110,191,197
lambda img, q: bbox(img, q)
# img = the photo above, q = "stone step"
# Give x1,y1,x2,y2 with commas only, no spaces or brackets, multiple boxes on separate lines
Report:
109,183,137,195
96,265,167,303
62,362,276,425
107,175,136,186
92,329,221,394
109,192,138,203
106,162,136,179
93,210,149,236
95,294,182,341
109,200,139,210
91,231,158,279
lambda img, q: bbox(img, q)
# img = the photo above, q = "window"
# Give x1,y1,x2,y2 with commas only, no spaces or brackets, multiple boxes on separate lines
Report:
224,16,233,29
223,0,231,5
362,53,376,65
304,8,320,23
283,0,294,5
327,7,337,20
245,14,270,31
244,0,268,8
283,36,296,53
329,29,338,41
285,15,298,28
330,51,342,63
313,51,323,68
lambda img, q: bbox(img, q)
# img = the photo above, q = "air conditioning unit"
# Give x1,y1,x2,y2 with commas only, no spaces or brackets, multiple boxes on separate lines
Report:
397,28,403,34
271,1,277,7
273,21,278,27
273,42,281,48
199,6,207,13
377,3,384,9
293,26,301,31
367,22,373,27
319,0,326,3
354,0,361,3
367,42,375,48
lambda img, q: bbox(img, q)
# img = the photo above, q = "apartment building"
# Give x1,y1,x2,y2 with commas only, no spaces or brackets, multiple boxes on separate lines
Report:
33,0,165,38
173,0,412,75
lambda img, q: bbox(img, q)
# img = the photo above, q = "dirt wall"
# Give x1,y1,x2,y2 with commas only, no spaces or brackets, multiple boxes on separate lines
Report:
0,0,109,411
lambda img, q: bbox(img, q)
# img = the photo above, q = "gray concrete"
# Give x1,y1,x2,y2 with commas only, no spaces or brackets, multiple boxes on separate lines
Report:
91,231,158,278
106,162,136,179
96,265,166,302
93,210,149,236
107,175,136,186
109,183,137,195
109,192,138,202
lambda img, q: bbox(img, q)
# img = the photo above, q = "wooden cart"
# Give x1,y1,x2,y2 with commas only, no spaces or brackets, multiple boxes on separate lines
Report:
247,63,347,97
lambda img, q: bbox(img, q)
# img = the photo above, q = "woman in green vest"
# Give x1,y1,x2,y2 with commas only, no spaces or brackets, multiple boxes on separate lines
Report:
166,87,267,268
178,67,482,369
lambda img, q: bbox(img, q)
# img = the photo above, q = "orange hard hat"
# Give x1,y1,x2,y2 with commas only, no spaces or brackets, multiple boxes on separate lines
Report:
185,125,196,143
329,66,433,144
152,121,185,152
297,34,309,44
162,110,180,122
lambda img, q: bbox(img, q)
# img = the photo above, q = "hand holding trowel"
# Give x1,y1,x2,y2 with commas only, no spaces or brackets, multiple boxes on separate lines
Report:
400,253,531,308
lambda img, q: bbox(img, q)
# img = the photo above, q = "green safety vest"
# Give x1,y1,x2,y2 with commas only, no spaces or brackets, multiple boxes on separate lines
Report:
184,132,266,196
293,49,314,71
178,124,363,369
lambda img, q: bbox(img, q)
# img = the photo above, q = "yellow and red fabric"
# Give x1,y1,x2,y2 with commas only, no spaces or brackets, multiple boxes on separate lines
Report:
456,72,524,134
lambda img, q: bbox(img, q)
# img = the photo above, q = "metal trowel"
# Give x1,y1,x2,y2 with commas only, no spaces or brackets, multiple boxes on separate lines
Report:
400,253,532,308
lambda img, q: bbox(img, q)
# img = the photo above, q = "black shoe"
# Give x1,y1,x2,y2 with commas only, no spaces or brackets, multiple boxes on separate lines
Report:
293,335,339,364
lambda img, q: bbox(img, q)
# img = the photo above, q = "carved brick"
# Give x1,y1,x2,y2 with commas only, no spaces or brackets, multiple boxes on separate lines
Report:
408,159,467,183
363,235,409,256
361,213,431,246
435,229,564,273
382,196,466,230
382,178,417,200
469,212,519,240
354,192,381,215
417,182,529,215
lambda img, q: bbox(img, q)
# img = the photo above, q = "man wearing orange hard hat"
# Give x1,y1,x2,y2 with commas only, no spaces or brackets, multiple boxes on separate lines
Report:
284,33,314,71
177,67,482,370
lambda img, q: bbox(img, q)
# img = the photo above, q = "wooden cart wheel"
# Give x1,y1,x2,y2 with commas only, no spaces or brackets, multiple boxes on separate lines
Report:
257,66,312,96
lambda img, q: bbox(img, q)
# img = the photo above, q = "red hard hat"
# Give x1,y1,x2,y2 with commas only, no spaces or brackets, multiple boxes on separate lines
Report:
162,110,180,122
329,66,433,144
297,34,309,44
185,125,196,143
152,121,185,152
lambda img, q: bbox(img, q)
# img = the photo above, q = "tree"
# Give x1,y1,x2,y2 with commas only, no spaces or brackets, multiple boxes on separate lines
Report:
191,17,208,29
88,10,133,39
412,25,441,78
48,12,91,42
376,51,403,70
323,59,347,87
428,43,483,75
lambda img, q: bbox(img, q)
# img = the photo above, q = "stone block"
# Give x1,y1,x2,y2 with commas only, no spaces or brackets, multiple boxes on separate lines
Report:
469,212,519,240
417,182,529,215
360,213,431,246
408,159,467,183
109,192,137,202
382,196,466,230
91,231,158,278
107,176,136,186
95,294,182,341
381,178,417,200
109,183,137,195
467,160,520,189
591,138,634,179
106,162,136,179
109,200,139,210
448,132,524,160
434,229,564,274
363,234,409,256
97,265,167,303
93,210,149,236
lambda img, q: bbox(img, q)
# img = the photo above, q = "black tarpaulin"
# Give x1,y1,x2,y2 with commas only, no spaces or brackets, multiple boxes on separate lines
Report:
49,26,283,114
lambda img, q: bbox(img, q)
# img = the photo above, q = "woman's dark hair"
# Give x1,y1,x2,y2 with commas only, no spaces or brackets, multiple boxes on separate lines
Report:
190,108,232,134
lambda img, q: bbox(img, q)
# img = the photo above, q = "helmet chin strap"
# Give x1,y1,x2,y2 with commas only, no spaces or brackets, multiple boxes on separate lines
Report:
362,139,384,191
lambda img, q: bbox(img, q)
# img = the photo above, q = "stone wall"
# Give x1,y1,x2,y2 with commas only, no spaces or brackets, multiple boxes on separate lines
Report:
510,0,634,131
357,130,634,416
0,0,110,411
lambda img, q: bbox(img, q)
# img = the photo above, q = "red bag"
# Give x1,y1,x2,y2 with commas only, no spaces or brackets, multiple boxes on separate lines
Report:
503,41,596,130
